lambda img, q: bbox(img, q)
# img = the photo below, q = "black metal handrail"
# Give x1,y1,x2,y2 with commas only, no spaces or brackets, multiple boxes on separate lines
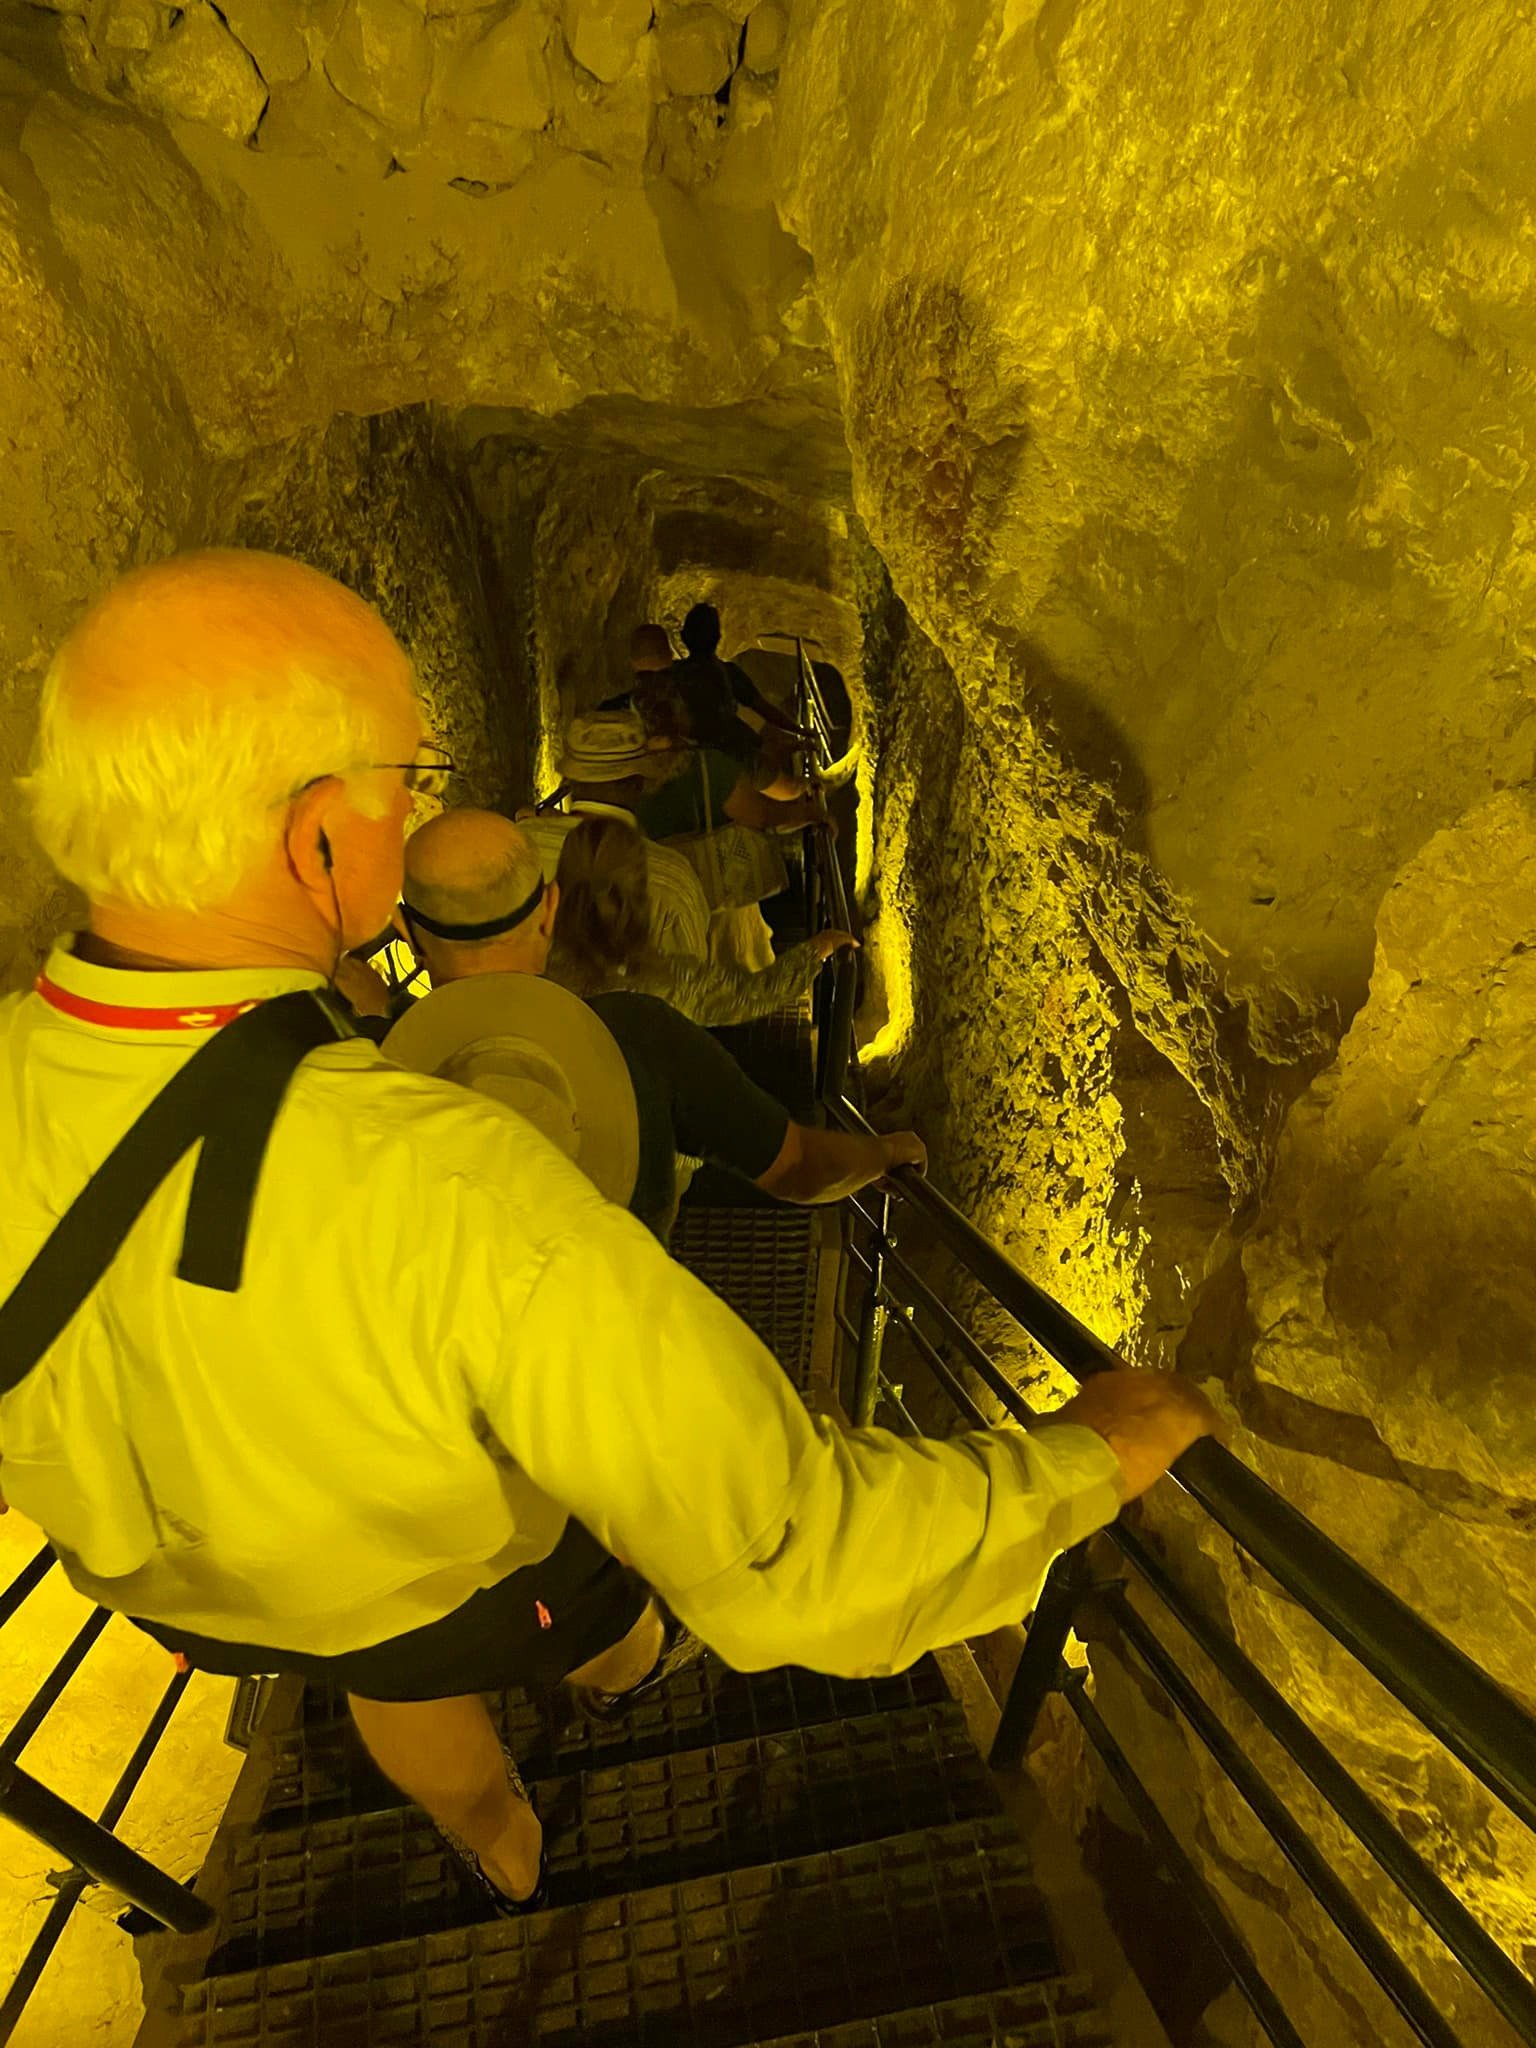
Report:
792,638,1536,2048
0,1542,215,2045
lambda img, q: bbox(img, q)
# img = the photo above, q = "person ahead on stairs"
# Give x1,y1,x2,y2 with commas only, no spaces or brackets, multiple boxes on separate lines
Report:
395,809,914,1243
0,551,1218,1920
545,812,858,1026
517,710,713,961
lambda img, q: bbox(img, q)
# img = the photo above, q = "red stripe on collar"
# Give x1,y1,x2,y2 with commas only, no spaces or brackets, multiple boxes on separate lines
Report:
35,975,265,1033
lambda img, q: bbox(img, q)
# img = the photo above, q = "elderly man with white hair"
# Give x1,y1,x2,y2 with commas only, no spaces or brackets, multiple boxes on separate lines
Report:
0,549,1217,1918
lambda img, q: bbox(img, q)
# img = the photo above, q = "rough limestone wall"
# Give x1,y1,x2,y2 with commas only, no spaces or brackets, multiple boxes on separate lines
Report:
0,44,207,992
771,4,1536,2039
776,0,1536,1032
20,0,839,481
854,548,1145,1383
218,410,527,809
468,438,658,792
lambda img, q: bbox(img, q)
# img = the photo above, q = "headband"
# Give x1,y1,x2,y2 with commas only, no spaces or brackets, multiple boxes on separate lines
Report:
401,875,546,943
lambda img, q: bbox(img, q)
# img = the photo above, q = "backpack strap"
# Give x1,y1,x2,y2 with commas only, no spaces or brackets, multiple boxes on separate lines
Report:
0,990,346,1400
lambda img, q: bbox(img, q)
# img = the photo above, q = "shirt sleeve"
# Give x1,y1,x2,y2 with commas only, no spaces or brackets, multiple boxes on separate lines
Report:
724,660,765,711
613,993,789,1180
635,939,824,1028
473,1205,1126,1677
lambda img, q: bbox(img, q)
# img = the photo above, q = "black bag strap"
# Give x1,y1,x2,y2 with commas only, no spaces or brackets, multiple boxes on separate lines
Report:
0,989,346,1400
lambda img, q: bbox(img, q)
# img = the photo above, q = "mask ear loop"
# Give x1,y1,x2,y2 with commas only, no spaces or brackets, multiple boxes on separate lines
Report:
322,847,346,992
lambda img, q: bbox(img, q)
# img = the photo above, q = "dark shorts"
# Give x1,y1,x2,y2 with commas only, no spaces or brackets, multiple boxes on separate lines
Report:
132,1520,649,1701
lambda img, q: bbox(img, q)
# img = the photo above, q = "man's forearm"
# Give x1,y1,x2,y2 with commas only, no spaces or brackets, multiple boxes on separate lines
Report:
671,1418,1125,1676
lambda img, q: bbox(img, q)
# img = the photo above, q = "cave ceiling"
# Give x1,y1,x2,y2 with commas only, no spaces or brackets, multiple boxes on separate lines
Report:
4,0,846,500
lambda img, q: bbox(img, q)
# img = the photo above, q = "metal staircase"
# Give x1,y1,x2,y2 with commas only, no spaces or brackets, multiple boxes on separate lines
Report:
131,988,1113,2048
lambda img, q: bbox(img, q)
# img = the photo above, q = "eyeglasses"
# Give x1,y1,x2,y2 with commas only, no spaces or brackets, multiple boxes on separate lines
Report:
380,744,457,799
284,744,458,803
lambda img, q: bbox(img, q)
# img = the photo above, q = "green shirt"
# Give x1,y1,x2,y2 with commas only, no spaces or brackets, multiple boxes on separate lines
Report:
634,749,742,841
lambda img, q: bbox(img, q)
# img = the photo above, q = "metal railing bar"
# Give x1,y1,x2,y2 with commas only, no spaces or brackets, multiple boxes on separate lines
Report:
0,1761,212,1934
875,1291,988,1430
846,1199,1045,1424
854,1186,1536,2024
877,1373,922,1434
833,1307,860,1349
828,1092,1536,1841
990,1546,1091,1771
0,1664,199,2042
0,1877,85,2046
97,1668,192,1833
849,1193,1536,2033
1064,1674,1308,2048
0,1546,57,1631
1107,1588,1475,2048
1110,1526,1536,2041
0,1609,112,1767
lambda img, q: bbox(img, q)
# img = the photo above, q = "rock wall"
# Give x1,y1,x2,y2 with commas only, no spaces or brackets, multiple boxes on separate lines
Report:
219,410,530,809
772,6,1536,2041
21,0,839,480
775,0,1536,1032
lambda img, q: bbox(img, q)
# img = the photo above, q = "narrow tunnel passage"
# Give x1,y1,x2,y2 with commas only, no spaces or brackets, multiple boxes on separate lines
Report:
2,2,1535,2045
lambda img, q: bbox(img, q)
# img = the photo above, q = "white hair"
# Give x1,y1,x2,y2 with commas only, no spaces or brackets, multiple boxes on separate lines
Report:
20,661,396,912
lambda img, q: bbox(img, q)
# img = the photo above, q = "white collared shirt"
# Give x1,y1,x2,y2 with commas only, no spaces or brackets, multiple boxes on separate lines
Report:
0,941,1123,1670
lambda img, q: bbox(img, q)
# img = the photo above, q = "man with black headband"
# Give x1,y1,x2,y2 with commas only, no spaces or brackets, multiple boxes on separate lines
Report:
399,811,929,1240
399,811,558,978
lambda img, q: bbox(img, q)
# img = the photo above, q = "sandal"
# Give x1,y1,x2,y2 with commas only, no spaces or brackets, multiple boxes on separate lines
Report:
438,1745,549,1916
571,1610,706,1724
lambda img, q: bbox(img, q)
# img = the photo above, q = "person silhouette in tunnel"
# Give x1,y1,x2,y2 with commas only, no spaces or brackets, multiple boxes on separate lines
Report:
597,622,676,714
656,602,810,799
1,550,1218,1921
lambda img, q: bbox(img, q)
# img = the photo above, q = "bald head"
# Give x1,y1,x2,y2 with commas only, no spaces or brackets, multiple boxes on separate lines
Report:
405,810,543,924
56,549,414,732
402,810,555,982
630,623,673,671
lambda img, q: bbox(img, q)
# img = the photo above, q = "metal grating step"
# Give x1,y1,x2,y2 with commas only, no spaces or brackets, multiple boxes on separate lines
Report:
266,1659,951,1830
171,1819,1058,2048
742,1976,1113,2046
687,991,818,1210
708,997,816,1120
669,1206,820,1387
211,1704,997,1975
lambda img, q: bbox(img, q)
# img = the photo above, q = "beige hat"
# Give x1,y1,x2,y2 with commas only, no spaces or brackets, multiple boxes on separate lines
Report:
561,710,653,782
383,973,639,1207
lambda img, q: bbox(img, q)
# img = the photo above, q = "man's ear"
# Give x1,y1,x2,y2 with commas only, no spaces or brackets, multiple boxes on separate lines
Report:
391,903,412,946
540,880,560,939
284,777,345,893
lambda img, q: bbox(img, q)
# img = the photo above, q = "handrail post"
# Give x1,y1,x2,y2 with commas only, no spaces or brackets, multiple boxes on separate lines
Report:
850,1194,890,1426
989,1542,1092,1771
0,1760,212,1935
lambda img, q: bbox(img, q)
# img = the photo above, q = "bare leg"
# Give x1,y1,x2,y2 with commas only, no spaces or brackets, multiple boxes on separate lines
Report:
566,1598,664,1695
347,1692,542,1900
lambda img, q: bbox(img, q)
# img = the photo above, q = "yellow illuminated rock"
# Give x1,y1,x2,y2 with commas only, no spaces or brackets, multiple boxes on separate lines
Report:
2,0,1534,2040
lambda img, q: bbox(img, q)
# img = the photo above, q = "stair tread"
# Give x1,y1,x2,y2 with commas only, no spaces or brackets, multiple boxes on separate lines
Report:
739,1977,1113,2046
265,1659,951,1829
173,1818,1059,2047
210,1703,997,1975
669,1206,821,1389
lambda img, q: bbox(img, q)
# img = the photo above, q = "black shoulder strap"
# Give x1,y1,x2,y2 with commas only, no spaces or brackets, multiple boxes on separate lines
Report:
0,990,345,1400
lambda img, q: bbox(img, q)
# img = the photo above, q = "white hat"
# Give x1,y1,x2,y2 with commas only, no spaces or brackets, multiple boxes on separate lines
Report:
383,974,639,1207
